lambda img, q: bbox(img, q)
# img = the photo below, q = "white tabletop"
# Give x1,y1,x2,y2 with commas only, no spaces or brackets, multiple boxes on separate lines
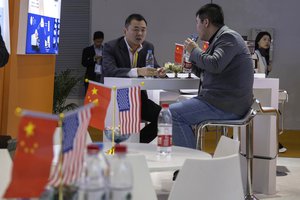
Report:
104,74,200,90
53,143,211,172
123,143,211,172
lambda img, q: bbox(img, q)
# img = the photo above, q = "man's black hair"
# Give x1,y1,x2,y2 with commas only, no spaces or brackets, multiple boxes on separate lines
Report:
196,3,224,27
93,31,104,40
125,14,147,28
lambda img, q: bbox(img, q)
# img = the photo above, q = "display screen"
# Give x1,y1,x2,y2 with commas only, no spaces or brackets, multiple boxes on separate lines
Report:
0,0,10,53
25,0,61,54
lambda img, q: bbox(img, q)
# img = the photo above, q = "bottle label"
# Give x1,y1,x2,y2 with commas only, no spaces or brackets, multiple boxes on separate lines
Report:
183,61,192,69
158,135,172,147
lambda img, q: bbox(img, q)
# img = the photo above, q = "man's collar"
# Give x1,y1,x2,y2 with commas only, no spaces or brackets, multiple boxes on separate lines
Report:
124,37,143,53
94,44,103,49
208,25,224,44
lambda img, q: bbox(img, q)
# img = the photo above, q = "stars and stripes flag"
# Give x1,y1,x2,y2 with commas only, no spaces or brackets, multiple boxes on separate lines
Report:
116,86,141,135
48,105,91,187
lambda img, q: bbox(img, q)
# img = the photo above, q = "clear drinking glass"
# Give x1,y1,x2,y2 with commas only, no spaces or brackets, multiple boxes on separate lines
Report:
183,34,198,78
104,127,130,144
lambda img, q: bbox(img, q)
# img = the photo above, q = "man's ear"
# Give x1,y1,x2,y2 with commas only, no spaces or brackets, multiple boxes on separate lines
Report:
204,18,209,28
123,27,127,35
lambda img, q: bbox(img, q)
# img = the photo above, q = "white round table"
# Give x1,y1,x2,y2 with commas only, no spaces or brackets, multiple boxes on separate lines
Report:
53,142,212,172
117,143,212,172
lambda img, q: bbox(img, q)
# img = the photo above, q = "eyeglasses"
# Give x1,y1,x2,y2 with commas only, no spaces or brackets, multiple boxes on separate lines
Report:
130,28,147,33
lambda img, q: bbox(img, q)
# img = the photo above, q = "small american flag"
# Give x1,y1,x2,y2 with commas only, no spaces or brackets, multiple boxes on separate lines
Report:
117,86,141,135
48,107,91,187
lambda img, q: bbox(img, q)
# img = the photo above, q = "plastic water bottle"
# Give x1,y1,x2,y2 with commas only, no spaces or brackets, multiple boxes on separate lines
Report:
109,144,133,200
94,142,110,191
77,144,108,200
145,49,154,78
145,49,154,68
157,104,173,157
183,50,192,74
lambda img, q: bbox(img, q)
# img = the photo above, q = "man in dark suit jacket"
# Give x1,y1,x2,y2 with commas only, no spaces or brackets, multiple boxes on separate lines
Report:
81,31,104,92
0,26,9,68
103,14,166,143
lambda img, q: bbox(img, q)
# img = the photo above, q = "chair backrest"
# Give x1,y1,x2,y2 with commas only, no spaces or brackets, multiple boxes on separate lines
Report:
0,149,13,198
213,135,240,158
168,154,244,200
127,154,158,200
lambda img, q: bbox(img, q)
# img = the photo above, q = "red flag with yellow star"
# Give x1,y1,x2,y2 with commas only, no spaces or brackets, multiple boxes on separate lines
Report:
84,81,112,130
4,113,58,198
174,43,184,64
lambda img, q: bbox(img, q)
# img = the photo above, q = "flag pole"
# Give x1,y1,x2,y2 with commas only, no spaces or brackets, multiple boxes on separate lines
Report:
108,86,117,155
58,113,64,200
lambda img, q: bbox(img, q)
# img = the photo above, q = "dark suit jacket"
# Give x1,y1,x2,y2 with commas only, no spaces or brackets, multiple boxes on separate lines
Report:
81,45,101,82
0,29,9,68
102,37,160,78
103,37,161,142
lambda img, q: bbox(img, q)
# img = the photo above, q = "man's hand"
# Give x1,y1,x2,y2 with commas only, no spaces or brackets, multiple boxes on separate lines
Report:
157,67,166,78
94,55,102,62
184,38,199,54
137,67,158,77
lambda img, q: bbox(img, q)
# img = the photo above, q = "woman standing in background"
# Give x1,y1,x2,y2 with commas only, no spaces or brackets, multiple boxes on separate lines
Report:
253,31,287,153
253,31,272,76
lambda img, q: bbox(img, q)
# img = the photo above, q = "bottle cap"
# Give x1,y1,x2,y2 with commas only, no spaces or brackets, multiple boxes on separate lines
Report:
161,104,169,108
87,144,100,154
114,144,127,153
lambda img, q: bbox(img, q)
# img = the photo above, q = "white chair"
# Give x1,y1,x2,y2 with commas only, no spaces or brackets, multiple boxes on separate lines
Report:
213,135,240,158
168,154,244,200
127,154,158,200
0,149,13,198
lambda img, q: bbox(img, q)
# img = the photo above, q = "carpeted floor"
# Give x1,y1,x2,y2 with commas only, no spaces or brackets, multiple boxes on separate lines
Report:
202,129,300,157
278,130,300,158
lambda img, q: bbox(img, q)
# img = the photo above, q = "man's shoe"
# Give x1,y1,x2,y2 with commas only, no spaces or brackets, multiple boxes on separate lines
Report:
173,170,179,181
279,142,287,153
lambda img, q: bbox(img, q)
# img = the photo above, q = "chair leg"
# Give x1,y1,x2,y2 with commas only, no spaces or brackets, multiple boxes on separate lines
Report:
200,126,206,150
196,125,206,150
244,121,259,200
196,126,201,150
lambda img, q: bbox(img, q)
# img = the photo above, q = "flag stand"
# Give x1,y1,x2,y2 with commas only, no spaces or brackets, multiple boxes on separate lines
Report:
107,86,117,155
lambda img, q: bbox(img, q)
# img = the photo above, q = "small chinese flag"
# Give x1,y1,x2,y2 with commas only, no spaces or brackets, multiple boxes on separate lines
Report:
84,81,112,130
4,114,58,198
174,43,184,64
